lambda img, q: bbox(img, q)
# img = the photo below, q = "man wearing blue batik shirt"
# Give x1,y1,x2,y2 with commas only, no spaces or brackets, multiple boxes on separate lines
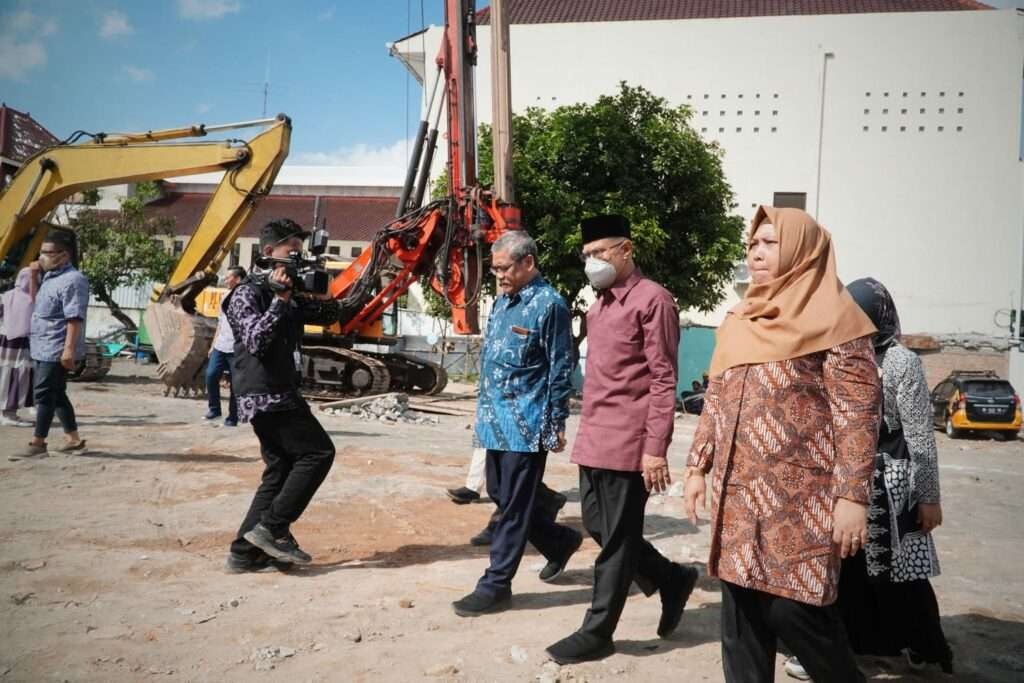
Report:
452,231,583,617
15,228,89,460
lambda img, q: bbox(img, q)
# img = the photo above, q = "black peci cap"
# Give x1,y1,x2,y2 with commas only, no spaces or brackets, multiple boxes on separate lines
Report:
580,214,631,245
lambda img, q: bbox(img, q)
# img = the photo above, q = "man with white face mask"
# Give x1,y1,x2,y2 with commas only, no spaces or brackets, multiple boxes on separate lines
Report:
547,214,699,664
12,227,89,460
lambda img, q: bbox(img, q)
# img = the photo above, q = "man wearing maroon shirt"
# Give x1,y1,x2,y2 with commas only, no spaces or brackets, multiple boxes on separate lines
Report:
546,214,699,665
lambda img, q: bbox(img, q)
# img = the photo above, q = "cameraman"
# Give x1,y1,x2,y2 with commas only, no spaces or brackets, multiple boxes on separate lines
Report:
223,218,343,572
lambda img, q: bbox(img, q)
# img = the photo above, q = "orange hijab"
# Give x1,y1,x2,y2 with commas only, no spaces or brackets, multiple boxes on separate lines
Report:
708,206,876,377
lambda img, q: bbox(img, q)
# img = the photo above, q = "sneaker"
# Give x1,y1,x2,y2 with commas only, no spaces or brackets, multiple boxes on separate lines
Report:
904,648,927,672
203,410,221,420
451,589,510,617
225,550,290,574
56,439,87,453
658,563,700,637
784,656,812,680
446,486,481,504
242,524,312,564
9,443,48,461
1,414,33,427
539,530,583,583
546,632,615,665
224,419,238,427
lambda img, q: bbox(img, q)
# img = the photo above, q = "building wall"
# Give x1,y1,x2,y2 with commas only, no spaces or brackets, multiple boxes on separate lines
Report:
403,8,1024,338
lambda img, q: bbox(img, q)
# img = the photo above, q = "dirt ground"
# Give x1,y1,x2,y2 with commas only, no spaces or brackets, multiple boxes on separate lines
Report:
1,359,1022,682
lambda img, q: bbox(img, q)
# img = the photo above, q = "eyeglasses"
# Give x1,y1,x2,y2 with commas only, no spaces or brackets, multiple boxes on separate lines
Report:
489,256,524,276
578,239,626,263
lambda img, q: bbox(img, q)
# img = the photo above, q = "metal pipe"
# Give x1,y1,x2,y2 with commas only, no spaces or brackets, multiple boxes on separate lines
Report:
412,96,447,208
16,158,55,220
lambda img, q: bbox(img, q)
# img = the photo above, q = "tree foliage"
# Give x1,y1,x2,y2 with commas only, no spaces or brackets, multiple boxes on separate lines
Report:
476,83,746,348
68,182,176,329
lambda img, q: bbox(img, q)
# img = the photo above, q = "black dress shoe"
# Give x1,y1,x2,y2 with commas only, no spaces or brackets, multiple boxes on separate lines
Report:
546,631,615,665
539,530,583,583
469,526,494,546
446,486,481,504
242,524,312,564
657,563,700,637
537,487,568,521
452,589,511,617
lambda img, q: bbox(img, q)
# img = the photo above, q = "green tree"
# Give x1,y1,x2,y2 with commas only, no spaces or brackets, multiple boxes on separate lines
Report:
68,182,176,330
475,83,745,352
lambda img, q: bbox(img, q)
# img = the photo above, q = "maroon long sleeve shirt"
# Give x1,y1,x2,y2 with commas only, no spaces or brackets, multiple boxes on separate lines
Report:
571,269,680,472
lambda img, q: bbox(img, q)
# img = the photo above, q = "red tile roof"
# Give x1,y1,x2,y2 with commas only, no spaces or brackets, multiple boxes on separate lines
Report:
145,193,399,242
476,0,991,24
0,104,59,165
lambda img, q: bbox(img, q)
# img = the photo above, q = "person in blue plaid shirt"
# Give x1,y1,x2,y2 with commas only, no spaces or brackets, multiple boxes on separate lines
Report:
452,231,583,617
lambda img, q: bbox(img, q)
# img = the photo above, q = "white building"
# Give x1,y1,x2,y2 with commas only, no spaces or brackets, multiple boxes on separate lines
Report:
391,0,1024,385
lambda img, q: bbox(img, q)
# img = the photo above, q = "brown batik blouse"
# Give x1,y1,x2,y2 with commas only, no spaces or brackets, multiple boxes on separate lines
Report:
688,336,881,606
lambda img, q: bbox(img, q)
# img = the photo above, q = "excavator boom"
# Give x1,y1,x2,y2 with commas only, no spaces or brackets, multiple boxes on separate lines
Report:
0,115,292,391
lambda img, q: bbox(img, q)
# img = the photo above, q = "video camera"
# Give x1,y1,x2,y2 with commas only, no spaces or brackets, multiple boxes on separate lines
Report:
252,227,331,295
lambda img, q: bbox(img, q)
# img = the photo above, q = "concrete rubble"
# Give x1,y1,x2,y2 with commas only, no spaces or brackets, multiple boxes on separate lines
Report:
323,394,441,426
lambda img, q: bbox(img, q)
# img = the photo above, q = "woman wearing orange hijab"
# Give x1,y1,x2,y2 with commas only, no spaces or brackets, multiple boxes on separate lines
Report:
683,207,880,683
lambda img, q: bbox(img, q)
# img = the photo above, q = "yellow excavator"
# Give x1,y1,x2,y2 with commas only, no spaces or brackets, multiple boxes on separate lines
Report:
0,115,292,392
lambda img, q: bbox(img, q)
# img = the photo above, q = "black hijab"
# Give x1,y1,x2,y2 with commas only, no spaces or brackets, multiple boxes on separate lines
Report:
847,277,901,353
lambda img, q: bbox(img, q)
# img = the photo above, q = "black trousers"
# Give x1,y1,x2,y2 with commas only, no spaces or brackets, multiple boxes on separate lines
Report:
476,449,578,596
482,481,564,532
32,360,77,439
721,580,865,683
229,405,335,555
578,465,675,640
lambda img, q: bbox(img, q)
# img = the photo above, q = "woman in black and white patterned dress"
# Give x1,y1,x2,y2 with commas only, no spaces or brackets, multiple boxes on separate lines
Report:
841,278,953,673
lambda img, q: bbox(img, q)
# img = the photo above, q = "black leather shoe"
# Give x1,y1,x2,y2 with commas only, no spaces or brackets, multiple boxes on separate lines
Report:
469,526,493,546
242,524,312,564
452,589,510,617
539,530,583,583
546,632,615,665
657,563,700,637
537,487,568,521
446,486,481,504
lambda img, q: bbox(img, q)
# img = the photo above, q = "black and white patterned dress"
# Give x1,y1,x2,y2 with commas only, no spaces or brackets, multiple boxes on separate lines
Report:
863,343,941,582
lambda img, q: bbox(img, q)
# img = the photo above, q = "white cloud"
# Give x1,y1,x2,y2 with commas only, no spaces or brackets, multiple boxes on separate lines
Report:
0,11,55,80
178,0,242,20
296,139,413,167
196,103,213,114
0,39,46,80
318,6,336,20
122,65,154,82
100,10,134,38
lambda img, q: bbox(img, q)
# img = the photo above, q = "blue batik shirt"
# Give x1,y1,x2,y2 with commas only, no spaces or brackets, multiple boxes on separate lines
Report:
475,275,574,453
30,263,89,363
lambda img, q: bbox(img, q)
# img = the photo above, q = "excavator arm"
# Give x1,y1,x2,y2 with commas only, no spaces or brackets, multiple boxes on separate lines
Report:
0,115,292,392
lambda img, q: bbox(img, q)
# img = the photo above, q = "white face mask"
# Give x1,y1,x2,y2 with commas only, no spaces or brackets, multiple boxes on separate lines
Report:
585,257,618,290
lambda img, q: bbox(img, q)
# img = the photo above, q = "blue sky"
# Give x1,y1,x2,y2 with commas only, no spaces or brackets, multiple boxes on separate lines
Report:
1,0,443,167
2,0,1021,166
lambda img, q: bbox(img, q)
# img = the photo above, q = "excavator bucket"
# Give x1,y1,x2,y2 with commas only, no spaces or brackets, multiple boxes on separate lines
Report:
143,299,217,396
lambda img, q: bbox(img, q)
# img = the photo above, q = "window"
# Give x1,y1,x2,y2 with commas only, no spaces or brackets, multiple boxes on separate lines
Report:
229,243,240,267
772,192,806,210
864,109,870,114
350,246,363,257
173,240,184,257
250,243,261,267
881,126,888,132
328,245,340,256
